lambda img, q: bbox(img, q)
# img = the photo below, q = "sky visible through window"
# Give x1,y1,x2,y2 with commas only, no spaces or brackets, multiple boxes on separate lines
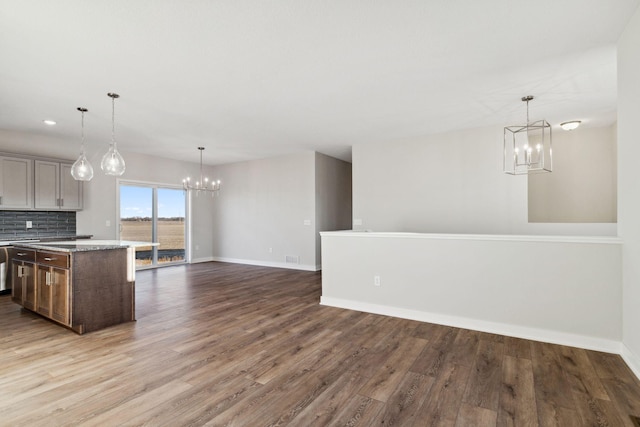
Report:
120,186,185,219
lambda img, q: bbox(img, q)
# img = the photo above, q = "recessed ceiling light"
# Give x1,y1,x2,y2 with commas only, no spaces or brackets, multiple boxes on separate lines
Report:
560,120,581,131
43,119,57,126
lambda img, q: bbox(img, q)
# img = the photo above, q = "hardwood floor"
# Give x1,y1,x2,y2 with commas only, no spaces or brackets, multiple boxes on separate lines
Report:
1,261,639,426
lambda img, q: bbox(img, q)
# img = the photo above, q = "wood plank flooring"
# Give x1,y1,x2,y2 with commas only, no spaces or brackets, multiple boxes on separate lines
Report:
1,261,640,426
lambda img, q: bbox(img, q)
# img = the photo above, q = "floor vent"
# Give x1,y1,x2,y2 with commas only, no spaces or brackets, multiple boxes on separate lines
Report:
285,255,300,264
631,415,640,427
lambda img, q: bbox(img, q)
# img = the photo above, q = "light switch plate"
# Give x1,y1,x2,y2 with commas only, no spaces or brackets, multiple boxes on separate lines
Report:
26,221,32,229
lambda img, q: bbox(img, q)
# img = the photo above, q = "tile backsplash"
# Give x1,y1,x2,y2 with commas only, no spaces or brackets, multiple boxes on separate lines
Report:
0,211,76,240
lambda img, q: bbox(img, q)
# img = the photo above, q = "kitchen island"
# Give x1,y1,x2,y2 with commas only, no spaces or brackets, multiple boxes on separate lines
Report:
11,240,154,334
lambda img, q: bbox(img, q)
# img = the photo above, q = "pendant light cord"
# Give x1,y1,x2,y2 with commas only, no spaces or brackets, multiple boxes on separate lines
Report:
111,95,116,147
80,110,86,155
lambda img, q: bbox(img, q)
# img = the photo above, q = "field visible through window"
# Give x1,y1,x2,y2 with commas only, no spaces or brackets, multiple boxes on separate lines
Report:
121,218,185,265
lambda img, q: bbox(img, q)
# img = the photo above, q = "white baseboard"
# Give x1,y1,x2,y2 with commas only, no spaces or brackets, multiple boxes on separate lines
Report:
209,256,320,272
320,296,622,355
190,256,215,264
621,344,640,380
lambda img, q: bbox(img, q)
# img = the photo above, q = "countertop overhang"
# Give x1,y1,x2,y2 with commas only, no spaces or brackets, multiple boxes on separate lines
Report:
13,240,158,253
0,235,94,246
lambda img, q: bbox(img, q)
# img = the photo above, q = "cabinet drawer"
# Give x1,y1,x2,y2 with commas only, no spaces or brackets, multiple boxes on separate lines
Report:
36,251,69,269
11,249,35,262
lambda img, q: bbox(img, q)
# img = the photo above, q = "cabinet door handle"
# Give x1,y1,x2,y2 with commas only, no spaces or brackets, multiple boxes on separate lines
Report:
17,265,23,278
44,257,56,261
46,271,51,286
17,252,26,256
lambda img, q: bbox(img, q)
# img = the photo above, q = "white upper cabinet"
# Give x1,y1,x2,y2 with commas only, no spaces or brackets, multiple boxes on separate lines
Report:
0,156,33,210
34,160,83,211
60,163,83,210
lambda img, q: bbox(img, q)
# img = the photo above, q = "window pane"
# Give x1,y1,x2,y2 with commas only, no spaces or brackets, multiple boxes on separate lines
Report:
120,185,153,267
157,188,185,264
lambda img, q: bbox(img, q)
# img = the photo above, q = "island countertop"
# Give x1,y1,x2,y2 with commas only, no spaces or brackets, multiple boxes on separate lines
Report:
14,240,158,253
0,235,94,246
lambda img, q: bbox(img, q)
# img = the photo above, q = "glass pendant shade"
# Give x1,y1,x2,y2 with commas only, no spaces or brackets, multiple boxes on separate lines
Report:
71,107,94,181
100,92,126,176
71,152,94,181
101,144,126,176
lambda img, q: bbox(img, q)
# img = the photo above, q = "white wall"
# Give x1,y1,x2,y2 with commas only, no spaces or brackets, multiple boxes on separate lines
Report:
209,151,318,270
321,232,623,353
618,5,640,377
529,124,617,223
315,153,352,267
353,126,617,236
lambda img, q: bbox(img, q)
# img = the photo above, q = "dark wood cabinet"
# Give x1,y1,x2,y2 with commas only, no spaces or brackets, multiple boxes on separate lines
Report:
11,249,36,311
11,246,134,334
36,260,70,326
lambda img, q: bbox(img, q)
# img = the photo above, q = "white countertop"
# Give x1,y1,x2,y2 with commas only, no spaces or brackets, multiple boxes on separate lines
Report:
319,230,623,245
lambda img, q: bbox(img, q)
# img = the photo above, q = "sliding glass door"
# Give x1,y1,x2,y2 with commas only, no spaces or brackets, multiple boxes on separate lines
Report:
157,188,186,265
119,183,186,268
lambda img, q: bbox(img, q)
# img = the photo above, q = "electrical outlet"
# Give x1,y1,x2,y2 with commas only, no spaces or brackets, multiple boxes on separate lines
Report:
374,275,381,286
269,247,273,253
354,219,363,226
303,219,311,226
26,221,33,229
106,220,111,227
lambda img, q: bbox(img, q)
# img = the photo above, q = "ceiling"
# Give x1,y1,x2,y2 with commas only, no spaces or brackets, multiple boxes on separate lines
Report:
1,0,638,166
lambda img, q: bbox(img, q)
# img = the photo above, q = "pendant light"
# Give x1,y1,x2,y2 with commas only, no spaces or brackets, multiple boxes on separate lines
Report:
503,95,552,175
182,147,221,195
70,107,94,181
101,92,126,176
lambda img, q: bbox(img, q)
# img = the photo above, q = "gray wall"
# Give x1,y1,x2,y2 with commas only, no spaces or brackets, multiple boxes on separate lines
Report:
315,152,352,266
529,124,617,223
352,125,617,236
76,150,215,243
618,4,640,376
0,136,352,270
209,151,318,269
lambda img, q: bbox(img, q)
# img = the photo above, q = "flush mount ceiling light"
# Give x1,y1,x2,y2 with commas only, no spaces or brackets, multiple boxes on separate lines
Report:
100,92,126,176
503,95,552,175
70,107,94,181
560,120,582,131
182,147,221,195
43,119,56,126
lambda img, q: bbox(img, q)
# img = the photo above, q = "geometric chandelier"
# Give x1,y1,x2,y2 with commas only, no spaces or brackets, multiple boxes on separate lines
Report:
503,95,552,175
